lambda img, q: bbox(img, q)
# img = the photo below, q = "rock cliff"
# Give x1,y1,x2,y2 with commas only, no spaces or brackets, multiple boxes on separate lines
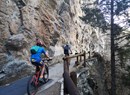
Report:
0,0,110,88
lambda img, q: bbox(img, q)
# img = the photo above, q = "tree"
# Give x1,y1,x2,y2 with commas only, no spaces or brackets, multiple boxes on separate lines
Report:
80,0,130,94
80,0,130,64
98,0,130,29
98,0,130,95
80,3,109,32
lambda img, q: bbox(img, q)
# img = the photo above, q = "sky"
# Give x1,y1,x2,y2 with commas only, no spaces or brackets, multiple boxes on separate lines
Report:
98,0,130,30
114,8,130,30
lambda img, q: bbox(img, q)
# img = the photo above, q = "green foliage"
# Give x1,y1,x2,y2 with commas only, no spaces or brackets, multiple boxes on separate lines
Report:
98,0,130,28
80,7,108,31
122,74,130,87
122,66,130,87
99,0,130,15
98,0,130,62
113,24,123,37
115,0,130,15
118,48,130,58
128,19,130,26
117,47,130,67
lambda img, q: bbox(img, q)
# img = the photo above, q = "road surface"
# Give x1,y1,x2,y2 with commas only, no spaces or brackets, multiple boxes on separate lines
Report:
0,59,76,95
0,63,64,95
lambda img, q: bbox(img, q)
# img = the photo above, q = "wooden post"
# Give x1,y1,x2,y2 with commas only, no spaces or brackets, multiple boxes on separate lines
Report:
88,51,90,59
63,70,80,95
66,58,69,71
77,56,79,63
63,58,69,94
70,71,77,87
64,79,69,94
83,51,86,67
63,52,86,95
80,55,82,62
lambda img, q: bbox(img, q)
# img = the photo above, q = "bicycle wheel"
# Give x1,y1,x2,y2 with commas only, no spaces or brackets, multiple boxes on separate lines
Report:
27,75,39,95
43,65,49,83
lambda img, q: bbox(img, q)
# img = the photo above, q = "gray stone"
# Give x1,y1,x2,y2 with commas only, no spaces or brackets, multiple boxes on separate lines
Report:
0,0,111,87
5,34,28,51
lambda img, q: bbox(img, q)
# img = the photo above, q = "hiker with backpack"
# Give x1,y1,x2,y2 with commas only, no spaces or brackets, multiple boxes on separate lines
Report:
30,38,51,81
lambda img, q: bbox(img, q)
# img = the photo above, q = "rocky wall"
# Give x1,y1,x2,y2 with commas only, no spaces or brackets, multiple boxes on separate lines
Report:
0,0,110,85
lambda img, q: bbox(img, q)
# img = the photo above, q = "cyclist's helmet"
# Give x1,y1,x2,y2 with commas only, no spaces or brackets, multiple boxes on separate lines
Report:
36,39,43,46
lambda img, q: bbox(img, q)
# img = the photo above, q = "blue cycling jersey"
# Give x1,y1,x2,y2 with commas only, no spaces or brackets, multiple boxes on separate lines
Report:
30,46,46,63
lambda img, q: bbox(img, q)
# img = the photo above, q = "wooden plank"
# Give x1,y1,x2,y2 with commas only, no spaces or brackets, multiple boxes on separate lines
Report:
70,71,77,87
63,70,80,95
63,52,84,59
63,59,80,95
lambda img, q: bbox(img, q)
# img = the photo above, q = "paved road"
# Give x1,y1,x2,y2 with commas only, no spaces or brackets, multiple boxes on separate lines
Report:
36,59,75,95
0,63,64,95
0,59,76,95
0,77,29,95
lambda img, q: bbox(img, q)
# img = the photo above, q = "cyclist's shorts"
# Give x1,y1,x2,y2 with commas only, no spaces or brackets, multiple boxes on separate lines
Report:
31,59,44,67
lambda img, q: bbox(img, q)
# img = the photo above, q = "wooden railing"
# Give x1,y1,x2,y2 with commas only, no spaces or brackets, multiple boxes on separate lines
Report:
63,51,86,95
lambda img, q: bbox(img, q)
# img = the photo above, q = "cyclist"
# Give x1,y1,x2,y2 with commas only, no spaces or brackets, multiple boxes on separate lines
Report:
30,38,51,81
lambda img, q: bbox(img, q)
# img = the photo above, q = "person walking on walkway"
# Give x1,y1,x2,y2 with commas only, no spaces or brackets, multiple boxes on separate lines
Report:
63,44,72,57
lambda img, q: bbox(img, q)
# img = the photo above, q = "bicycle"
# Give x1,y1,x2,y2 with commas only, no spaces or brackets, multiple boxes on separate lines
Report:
27,58,51,95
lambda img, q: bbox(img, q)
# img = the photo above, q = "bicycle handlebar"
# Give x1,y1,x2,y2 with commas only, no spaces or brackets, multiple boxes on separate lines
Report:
42,58,52,62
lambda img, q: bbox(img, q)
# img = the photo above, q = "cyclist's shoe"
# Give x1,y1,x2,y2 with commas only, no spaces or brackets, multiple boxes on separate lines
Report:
39,78,45,83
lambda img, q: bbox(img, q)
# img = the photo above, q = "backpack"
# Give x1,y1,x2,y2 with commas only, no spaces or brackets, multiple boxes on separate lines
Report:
30,46,39,54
